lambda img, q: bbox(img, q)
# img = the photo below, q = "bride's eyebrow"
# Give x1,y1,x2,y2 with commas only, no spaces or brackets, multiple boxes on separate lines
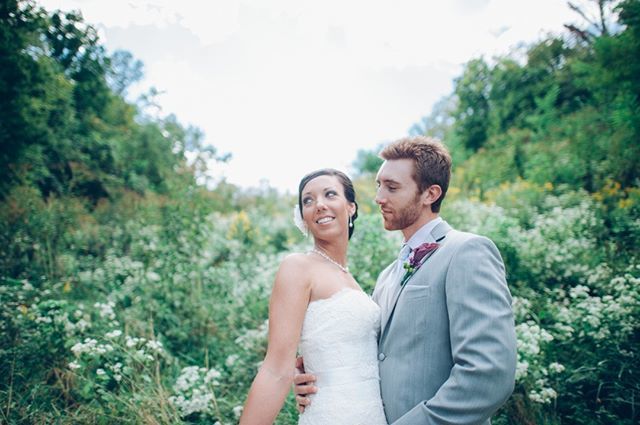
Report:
304,186,337,195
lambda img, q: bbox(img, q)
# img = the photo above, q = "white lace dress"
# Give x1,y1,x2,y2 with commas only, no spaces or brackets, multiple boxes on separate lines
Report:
297,288,388,425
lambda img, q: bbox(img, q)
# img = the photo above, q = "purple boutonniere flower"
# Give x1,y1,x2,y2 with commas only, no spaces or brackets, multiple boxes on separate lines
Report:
401,242,439,285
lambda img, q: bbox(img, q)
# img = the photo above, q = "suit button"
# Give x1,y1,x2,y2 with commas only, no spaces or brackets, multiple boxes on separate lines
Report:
378,353,386,361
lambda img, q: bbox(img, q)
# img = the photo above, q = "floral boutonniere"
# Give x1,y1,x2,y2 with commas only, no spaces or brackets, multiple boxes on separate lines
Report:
401,242,439,286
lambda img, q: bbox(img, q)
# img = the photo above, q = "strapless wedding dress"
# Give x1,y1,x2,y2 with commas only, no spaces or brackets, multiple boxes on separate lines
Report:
298,288,387,425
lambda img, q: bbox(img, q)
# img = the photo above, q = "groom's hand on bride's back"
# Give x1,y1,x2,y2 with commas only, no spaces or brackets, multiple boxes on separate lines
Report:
293,356,317,413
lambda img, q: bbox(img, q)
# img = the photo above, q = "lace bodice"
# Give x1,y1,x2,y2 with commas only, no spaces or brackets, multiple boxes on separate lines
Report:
298,288,387,425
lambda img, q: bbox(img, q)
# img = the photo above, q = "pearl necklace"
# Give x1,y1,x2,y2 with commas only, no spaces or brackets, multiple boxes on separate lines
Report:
312,247,349,273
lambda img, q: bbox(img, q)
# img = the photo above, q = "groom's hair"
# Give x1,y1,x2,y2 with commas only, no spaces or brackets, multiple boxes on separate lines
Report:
379,136,451,213
298,168,359,240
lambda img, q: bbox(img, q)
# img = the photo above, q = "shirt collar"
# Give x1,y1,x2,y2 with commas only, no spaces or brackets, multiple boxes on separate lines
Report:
404,216,443,250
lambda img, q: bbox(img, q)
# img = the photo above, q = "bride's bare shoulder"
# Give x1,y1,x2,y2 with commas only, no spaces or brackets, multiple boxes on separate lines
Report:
278,252,312,272
272,253,314,294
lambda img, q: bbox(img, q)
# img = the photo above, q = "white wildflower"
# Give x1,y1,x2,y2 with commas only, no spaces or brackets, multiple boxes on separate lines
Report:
549,362,565,373
145,340,163,353
105,329,122,339
71,338,98,356
94,301,116,320
204,368,221,384
515,360,529,381
233,405,244,419
75,319,90,331
225,354,239,367
146,271,161,282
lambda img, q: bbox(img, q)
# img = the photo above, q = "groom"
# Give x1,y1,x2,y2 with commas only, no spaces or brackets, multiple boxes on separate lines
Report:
295,136,517,424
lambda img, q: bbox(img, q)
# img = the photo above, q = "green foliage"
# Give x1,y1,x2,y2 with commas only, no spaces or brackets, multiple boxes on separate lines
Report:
0,0,218,203
348,214,400,292
4,178,638,424
107,50,144,96
351,144,384,176
445,184,639,424
453,58,491,151
411,0,640,195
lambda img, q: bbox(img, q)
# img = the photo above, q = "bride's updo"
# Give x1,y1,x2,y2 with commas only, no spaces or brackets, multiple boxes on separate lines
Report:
297,169,359,240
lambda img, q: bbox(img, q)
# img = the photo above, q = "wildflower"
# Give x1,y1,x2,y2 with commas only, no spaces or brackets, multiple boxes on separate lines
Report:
233,405,244,418
515,360,529,381
226,354,239,367
75,319,90,331
105,329,122,339
126,336,144,348
71,338,98,356
146,271,161,282
549,362,565,373
94,301,116,320
145,340,164,353
204,368,221,384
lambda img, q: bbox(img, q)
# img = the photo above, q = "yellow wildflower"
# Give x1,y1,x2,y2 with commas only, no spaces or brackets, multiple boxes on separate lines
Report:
618,198,632,209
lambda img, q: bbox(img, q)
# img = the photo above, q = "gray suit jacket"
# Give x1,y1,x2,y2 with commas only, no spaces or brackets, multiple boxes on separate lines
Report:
372,221,516,425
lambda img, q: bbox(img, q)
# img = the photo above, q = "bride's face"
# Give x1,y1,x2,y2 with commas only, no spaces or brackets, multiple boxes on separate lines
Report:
300,175,356,241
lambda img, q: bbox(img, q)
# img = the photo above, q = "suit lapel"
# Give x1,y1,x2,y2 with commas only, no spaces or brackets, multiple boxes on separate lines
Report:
431,220,452,244
379,220,453,344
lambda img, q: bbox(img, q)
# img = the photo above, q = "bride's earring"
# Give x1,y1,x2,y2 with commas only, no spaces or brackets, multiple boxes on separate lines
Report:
348,215,353,228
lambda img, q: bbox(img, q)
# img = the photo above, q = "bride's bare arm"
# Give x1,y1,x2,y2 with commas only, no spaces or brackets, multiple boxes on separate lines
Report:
239,255,311,425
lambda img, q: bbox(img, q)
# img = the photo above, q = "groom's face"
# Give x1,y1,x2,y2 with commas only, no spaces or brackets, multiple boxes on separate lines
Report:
375,159,422,231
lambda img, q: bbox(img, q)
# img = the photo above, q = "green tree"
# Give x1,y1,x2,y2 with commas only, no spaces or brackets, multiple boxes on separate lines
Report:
352,144,384,176
562,0,640,189
107,50,143,96
0,0,70,197
452,58,491,151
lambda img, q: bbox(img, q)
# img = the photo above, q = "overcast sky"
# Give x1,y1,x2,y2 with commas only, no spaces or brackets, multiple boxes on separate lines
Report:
40,0,579,194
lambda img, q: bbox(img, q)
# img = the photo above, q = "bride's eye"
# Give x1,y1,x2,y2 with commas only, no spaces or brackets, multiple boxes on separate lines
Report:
326,190,337,198
302,197,314,206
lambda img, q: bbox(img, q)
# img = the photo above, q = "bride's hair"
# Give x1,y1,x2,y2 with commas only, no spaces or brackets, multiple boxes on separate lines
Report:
298,169,359,240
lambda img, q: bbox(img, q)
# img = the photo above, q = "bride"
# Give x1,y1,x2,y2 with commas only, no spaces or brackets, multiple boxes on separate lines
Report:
239,169,387,425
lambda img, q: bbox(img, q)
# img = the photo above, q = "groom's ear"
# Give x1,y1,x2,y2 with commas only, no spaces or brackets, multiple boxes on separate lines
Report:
421,184,442,209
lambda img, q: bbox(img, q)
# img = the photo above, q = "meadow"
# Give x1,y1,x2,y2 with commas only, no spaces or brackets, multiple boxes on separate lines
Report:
1,0,639,423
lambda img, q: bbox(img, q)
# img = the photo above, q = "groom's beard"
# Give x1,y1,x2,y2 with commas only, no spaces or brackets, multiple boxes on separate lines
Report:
383,193,422,231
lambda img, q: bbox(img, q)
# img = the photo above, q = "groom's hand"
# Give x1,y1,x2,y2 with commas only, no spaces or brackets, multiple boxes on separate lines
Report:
293,356,317,413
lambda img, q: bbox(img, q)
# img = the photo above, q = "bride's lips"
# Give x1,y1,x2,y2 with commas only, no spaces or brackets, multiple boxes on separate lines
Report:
316,216,335,224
